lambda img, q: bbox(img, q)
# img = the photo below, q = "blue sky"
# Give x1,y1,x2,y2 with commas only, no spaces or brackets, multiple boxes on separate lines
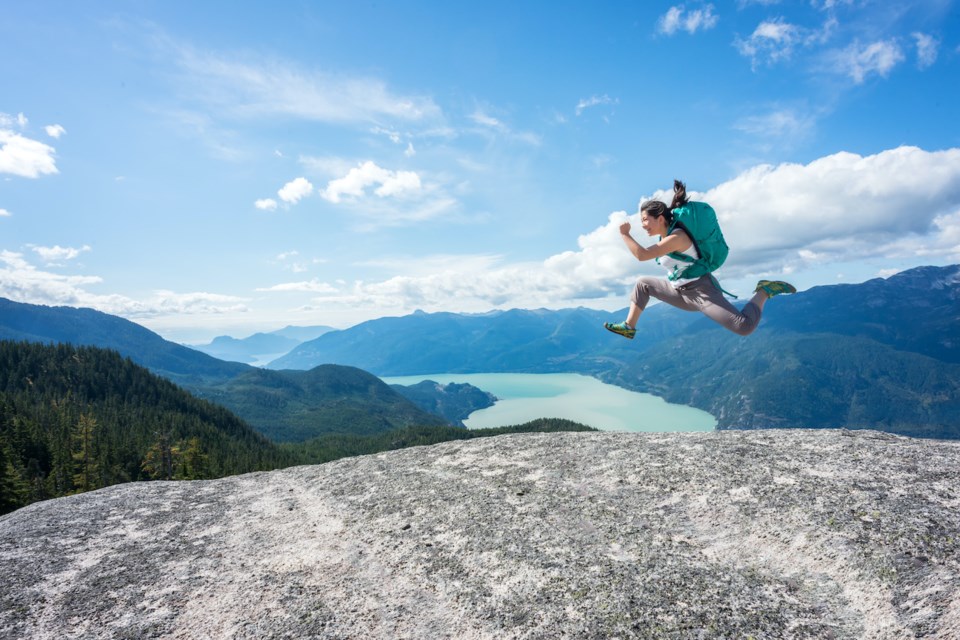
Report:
2,1,959,343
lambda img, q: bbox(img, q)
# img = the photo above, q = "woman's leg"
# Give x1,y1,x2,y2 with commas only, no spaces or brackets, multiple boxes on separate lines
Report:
626,276,701,326
685,278,768,336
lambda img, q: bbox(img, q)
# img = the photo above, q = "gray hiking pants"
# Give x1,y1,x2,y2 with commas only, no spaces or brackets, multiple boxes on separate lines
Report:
632,275,762,336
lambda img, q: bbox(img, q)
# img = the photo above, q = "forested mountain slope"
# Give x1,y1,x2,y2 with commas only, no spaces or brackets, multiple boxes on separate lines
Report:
0,341,294,515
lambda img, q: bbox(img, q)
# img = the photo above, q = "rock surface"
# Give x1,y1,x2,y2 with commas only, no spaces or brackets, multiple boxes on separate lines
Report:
2,429,960,639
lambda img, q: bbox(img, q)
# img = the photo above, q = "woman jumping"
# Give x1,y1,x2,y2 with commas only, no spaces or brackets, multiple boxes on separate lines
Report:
604,180,795,340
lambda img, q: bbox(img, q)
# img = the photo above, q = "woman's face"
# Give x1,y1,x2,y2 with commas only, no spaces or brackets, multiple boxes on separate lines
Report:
640,212,667,236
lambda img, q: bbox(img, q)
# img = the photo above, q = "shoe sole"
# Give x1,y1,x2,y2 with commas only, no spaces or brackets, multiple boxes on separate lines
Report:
757,281,796,296
604,324,635,339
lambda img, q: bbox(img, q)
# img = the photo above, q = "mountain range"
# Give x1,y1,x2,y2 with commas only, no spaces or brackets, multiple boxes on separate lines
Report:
268,304,697,375
0,299,449,442
191,325,335,365
2,264,958,439
266,265,960,439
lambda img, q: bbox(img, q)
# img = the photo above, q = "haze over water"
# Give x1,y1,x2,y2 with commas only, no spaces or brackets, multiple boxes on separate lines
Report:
383,373,716,432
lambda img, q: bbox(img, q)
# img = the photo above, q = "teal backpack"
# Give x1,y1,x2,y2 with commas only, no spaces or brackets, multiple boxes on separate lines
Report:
658,201,729,282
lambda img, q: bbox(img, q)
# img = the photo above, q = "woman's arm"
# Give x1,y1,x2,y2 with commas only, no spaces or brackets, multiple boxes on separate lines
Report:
619,223,692,262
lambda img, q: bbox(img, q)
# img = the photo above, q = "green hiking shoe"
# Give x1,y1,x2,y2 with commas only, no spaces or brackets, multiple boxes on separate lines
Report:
604,321,636,340
755,280,797,297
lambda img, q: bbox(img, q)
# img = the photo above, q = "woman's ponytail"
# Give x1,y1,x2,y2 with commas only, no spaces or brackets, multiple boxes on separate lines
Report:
640,179,689,226
669,179,689,210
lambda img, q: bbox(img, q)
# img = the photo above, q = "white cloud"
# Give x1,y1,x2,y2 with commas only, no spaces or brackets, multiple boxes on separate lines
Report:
321,161,421,203
811,0,857,9
0,208,10,218
658,4,719,35
699,146,960,272
10,145,958,325
575,95,617,117
301,157,456,228
0,113,27,129
295,146,960,314
256,279,338,294
272,250,319,274
147,290,250,315
832,39,905,83
277,177,314,205
470,111,502,129
912,32,939,69
0,250,104,306
32,244,91,262
371,126,402,144
735,19,803,67
0,249,249,318
45,124,66,139
255,198,278,211
352,197,460,232
0,129,59,178
735,14,839,69
733,107,816,145
173,45,441,124
469,109,542,145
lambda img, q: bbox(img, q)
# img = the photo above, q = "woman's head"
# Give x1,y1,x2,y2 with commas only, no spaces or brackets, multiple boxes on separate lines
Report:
640,180,689,232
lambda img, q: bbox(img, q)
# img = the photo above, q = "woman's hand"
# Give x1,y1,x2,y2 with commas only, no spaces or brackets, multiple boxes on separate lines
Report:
619,221,632,235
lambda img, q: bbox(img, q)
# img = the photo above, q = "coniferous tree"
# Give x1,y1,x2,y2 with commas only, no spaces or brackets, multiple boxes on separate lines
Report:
0,340,294,508
71,414,100,494
176,437,209,480
0,444,27,515
142,430,177,481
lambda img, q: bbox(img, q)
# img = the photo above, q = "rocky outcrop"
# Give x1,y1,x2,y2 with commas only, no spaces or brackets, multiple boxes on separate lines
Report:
2,429,959,639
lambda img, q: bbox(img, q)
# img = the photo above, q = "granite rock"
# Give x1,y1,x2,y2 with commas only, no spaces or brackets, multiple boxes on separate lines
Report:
2,429,959,639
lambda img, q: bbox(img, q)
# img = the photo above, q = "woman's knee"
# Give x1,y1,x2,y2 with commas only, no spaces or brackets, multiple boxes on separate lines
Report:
630,277,657,306
731,323,756,337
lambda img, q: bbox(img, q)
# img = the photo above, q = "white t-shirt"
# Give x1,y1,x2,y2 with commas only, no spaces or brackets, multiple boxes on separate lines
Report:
659,242,700,288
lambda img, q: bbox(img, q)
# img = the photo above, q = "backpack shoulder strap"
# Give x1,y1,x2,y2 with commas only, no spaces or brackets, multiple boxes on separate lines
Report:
666,220,700,260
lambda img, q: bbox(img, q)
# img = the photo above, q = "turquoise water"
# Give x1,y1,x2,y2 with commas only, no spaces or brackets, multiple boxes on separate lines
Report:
382,372,716,433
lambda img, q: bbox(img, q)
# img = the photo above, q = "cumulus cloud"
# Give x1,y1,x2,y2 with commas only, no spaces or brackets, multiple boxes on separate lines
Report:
0,129,59,178
32,244,91,263
294,146,960,314
255,198,278,211
0,208,10,218
277,177,314,205
832,39,905,83
0,250,249,318
321,161,421,203
912,32,939,69
0,250,104,306
658,4,719,36
695,146,960,273
735,18,803,67
0,113,28,129
299,156,458,228
45,124,66,139
147,290,250,315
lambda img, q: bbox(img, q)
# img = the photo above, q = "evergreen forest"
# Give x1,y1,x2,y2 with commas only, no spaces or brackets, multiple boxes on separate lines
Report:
0,341,295,514
0,341,595,515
